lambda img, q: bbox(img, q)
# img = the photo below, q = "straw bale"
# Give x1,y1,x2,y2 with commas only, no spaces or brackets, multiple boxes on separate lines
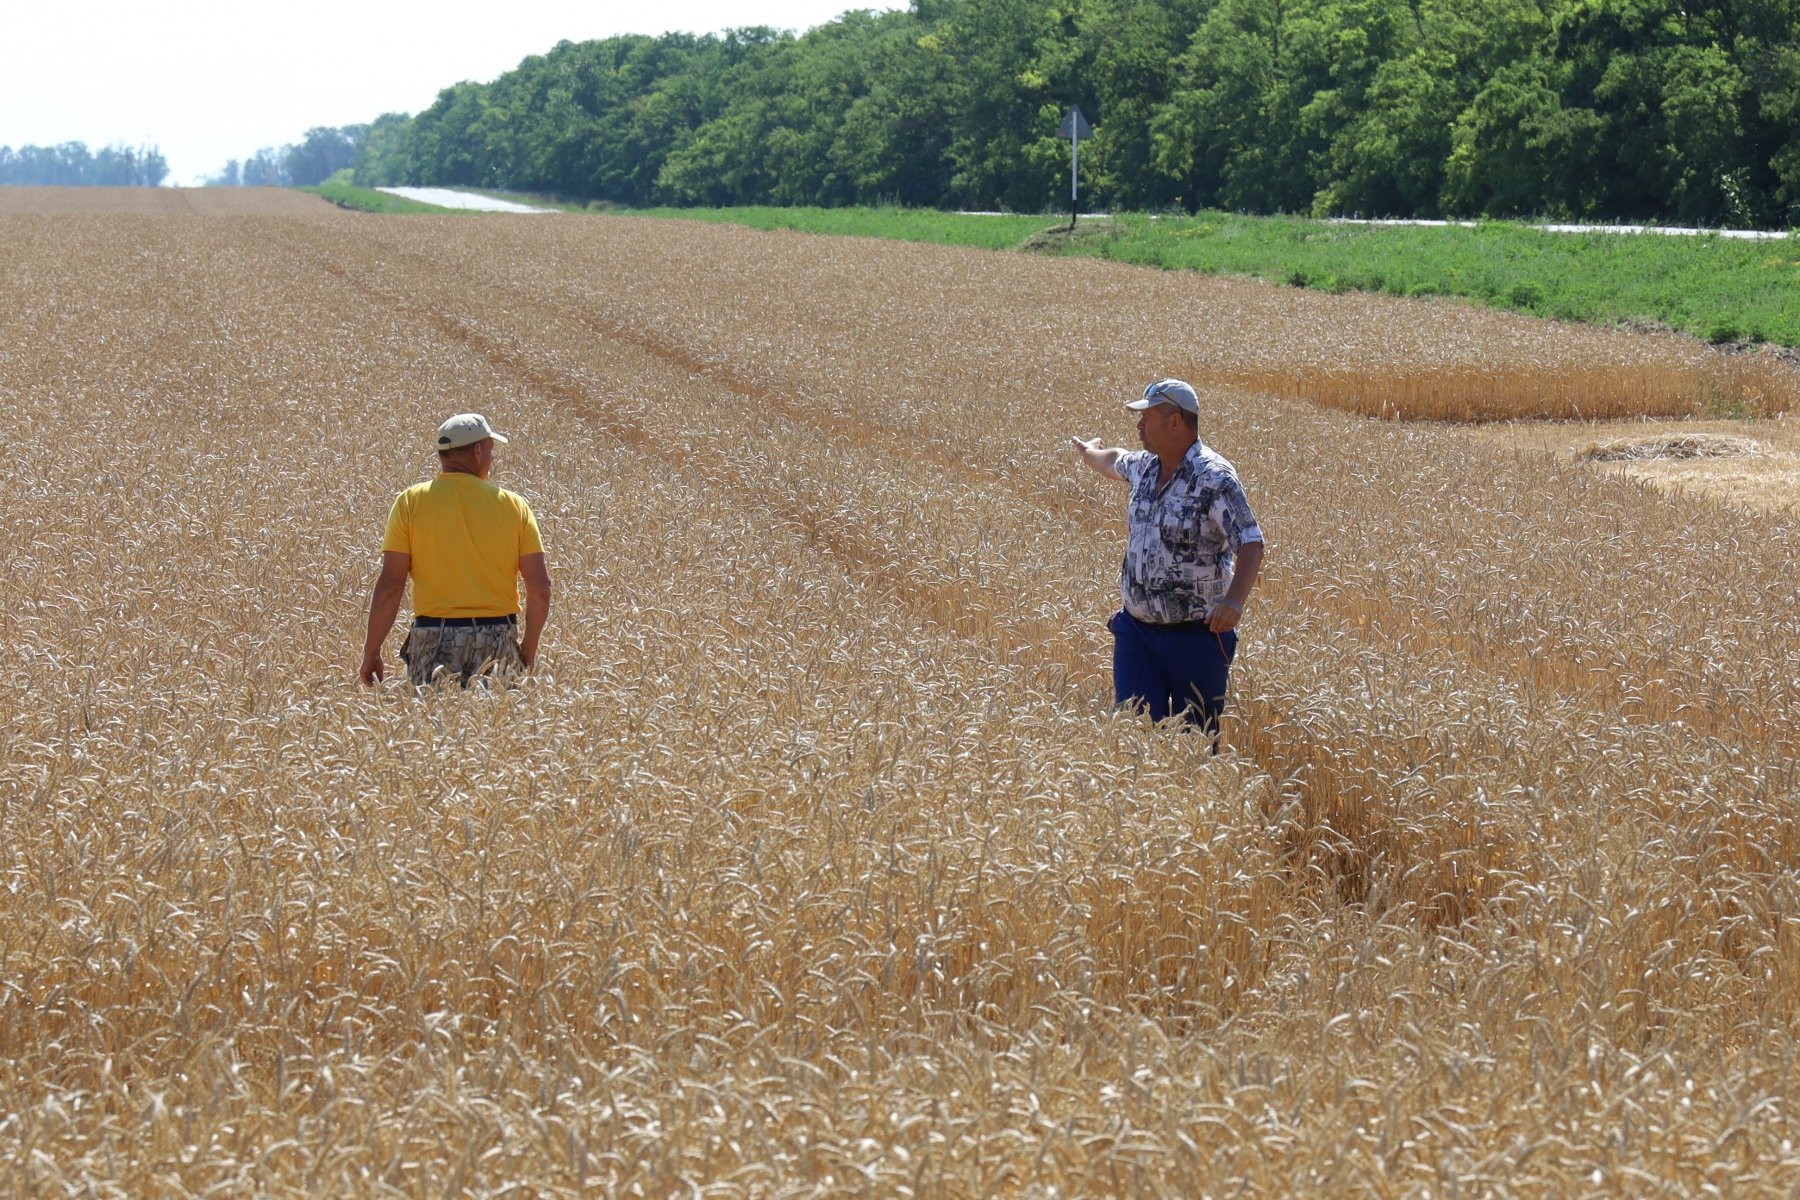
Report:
1580,432,1769,460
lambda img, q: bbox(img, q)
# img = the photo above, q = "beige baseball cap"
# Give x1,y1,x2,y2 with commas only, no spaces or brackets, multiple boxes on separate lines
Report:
435,412,510,451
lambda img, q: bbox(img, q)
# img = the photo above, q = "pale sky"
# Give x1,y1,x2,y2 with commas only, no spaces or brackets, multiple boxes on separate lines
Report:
1,1,903,185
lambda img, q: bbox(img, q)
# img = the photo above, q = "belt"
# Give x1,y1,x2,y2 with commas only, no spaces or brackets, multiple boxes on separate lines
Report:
1132,614,1212,633
413,614,517,628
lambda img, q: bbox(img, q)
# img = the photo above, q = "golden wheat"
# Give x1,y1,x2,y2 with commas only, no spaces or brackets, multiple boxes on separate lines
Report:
3,204,1800,1197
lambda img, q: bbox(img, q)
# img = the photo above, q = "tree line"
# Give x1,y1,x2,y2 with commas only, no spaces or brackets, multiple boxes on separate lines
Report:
349,0,1800,225
0,143,169,187
207,126,368,188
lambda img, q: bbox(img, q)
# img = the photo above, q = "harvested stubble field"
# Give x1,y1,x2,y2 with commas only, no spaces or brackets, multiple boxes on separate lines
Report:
0,187,336,217
5,193,1800,1197
1475,417,1800,519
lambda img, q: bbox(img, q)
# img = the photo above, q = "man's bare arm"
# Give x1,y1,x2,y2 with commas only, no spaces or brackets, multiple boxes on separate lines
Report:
518,552,552,669
1070,436,1127,480
1207,540,1265,634
359,551,411,685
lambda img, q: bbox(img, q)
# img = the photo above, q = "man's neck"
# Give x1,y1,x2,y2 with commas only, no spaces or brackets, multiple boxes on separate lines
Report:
1156,436,1197,479
440,465,488,481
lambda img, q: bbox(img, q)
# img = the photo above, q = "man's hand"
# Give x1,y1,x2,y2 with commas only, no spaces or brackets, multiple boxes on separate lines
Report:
519,552,552,671
1071,435,1125,480
360,551,410,686
1208,541,1264,634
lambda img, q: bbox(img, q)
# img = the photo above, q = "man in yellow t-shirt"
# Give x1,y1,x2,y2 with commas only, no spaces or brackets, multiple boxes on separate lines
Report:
358,413,553,688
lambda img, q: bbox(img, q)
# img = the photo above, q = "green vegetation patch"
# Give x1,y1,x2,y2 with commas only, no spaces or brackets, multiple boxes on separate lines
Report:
626,206,1052,252
298,178,464,215
633,206,1800,348
1060,214,1800,348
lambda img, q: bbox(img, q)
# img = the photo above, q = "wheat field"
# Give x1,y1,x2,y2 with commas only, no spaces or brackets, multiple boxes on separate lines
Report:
4,198,1800,1197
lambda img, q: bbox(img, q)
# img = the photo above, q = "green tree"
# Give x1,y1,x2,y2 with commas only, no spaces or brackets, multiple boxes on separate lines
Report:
332,0,1800,223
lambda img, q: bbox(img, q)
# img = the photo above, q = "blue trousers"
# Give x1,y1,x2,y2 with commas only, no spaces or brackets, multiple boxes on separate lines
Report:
1110,609,1237,732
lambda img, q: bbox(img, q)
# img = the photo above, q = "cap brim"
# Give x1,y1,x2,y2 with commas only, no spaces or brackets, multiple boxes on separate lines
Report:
1130,396,1201,413
437,432,509,449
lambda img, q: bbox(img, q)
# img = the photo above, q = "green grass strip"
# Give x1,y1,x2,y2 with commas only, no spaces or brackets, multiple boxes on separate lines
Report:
297,181,465,215
1071,214,1800,348
624,206,1800,348
627,205,1050,251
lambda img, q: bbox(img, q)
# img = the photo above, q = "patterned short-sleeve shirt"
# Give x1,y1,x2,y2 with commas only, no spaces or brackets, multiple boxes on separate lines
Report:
1117,441,1263,624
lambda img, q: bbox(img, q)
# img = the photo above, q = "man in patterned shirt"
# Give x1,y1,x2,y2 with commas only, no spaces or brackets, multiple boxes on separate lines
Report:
1071,379,1265,737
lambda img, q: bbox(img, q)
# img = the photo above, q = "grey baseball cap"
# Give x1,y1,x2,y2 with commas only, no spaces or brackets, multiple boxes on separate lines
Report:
435,412,510,451
1125,378,1200,414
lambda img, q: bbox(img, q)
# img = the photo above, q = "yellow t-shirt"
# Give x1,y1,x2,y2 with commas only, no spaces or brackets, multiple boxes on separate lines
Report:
381,473,544,618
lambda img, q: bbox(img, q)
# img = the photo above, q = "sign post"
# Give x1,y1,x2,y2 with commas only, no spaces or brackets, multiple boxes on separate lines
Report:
1055,106,1093,232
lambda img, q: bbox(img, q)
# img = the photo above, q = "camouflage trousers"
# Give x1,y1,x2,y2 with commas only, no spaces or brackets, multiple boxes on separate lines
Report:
399,621,525,689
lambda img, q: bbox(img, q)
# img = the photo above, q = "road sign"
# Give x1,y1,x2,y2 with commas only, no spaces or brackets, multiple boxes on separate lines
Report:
1057,106,1093,142
1056,107,1093,229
